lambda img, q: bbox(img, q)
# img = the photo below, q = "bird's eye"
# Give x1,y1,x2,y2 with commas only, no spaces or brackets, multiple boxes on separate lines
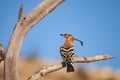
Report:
64,34,67,36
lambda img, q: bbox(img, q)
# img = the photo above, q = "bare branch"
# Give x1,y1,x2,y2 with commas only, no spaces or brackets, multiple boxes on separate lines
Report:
4,0,64,80
27,63,65,80
73,54,115,63
27,54,115,80
18,5,23,20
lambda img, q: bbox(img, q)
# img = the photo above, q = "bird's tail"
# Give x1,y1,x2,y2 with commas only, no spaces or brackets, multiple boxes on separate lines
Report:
66,63,74,72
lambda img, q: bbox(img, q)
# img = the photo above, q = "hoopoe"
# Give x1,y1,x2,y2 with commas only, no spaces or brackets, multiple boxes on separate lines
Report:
0,44,5,63
60,34,83,72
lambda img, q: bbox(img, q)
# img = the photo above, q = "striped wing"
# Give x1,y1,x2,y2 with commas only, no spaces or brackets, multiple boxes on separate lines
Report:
60,46,74,63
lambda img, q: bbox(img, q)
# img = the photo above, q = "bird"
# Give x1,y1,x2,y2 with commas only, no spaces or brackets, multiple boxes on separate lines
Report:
0,44,5,63
60,34,83,72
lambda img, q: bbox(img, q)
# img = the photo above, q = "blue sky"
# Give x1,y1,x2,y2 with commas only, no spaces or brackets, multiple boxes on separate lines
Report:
0,0,120,69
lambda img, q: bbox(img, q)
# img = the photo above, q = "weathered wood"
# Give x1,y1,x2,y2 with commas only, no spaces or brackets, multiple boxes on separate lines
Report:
4,0,64,80
18,5,23,20
27,54,114,80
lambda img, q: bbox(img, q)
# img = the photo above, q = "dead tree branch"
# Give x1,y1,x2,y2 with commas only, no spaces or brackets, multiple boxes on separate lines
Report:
4,0,64,80
27,54,115,80
73,54,115,63
18,5,23,20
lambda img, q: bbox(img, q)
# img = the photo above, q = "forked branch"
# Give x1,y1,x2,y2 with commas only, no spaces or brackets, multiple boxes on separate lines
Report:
4,0,64,80
27,54,115,80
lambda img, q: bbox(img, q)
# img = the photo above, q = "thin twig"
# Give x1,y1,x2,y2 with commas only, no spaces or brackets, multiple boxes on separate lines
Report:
18,5,23,20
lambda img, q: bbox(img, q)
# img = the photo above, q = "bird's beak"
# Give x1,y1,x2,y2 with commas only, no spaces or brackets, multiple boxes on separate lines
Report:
60,34,64,36
75,38,84,46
